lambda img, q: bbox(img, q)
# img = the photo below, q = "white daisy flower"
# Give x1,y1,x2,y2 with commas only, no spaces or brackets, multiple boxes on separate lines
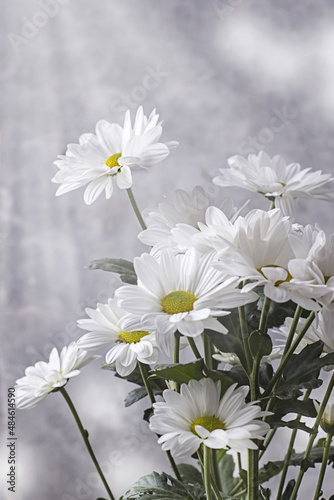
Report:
213,151,333,216
213,347,282,366
52,106,177,205
288,226,334,309
138,186,243,254
149,378,271,458
115,249,258,352
212,209,324,310
15,343,98,409
77,298,158,377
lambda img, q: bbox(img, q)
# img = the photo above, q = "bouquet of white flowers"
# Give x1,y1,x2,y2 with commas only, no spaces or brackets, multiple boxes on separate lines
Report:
16,106,334,500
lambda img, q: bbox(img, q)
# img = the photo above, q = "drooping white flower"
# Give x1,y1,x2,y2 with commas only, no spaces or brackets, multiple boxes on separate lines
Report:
288,226,334,309
213,151,334,216
115,249,258,353
149,378,271,458
139,186,243,254
15,343,99,409
77,298,158,377
314,401,334,434
52,107,177,204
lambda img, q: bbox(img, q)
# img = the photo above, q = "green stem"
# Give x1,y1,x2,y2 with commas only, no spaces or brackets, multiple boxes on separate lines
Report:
59,387,115,500
259,429,276,460
202,333,214,370
275,388,312,500
313,432,332,500
262,311,316,399
247,448,259,500
290,371,334,500
283,305,303,355
212,449,222,494
198,447,223,500
238,306,252,374
259,296,271,334
187,337,202,359
138,362,182,481
229,478,244,496
269,200,275,210
204,445,213,500
126,187,147,230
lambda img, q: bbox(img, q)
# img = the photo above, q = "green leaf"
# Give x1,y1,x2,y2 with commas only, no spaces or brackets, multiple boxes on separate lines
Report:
268,418,315,434
217,452,239,494
249,330,272,359
150,359,205,384
124,386,164,407
281,480,295,500
177,464,203,485
259,486,271,499
259,363,274,389
204,369,235,395
86,258,137,284
121,471,206,500
228,365,250,388
270,398,317,420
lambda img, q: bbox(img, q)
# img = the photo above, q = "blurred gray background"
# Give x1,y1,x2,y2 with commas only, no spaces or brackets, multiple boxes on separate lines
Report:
1,1,334,498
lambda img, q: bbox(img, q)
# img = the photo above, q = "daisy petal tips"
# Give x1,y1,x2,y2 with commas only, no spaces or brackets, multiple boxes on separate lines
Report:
52,107,177,204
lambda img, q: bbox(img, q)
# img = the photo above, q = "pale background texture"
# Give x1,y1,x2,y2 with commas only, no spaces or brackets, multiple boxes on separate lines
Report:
1,1,334,498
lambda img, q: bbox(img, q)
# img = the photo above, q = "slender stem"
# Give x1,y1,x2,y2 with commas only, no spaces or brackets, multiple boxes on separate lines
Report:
138,361,155,405
238,306,252,374
137,362,182,481
283,305,302,355
259,429,276,460
262,311,316,399
313,433,332,500
198,447,223,500
188,337,202,359
290,372,334,500
126,187,147,230
275,388,312,500
269,200,275,210
247,448,259,500
212,449,222,493
59,387,115,500
229,478,244,496
202,333,214,370
204,445,213,500
259,296,271,334
174,331,180,364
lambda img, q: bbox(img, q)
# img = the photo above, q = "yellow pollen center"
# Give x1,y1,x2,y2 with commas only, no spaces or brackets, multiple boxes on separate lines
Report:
257,265,292,287
162,291,197,315
105,152,122,169
119,330,149,344
191,416,225,437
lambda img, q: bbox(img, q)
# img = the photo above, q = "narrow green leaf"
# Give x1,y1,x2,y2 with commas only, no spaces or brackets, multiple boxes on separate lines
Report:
150,359,205,384
86,258,137,284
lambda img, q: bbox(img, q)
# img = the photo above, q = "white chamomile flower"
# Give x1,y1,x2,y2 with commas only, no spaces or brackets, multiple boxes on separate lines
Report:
52,106,177,204
15,343,99,409
77,298,158,377
213,151,333,217
139,186,243,254
115,249,258,354
149,378,271,458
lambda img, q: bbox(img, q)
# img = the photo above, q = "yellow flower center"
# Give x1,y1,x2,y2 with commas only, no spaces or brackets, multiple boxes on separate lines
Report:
257,265,292,287
118,330,149,344
191,416,226,437
105,152,122,169
162,291,197,315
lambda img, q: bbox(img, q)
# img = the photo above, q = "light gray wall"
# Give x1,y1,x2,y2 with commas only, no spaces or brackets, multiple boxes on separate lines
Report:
1,1,334,498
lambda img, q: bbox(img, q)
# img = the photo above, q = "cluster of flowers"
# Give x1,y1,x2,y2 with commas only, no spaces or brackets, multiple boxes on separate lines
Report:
16,107,334,489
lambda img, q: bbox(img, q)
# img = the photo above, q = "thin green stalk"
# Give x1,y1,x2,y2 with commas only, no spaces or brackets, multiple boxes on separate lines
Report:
202,333,214,370
212,450,222,493
229,478,244,496
138,362,182,481
238,306,252,374
187,337,202,359
269,200,275,210
126,187,147,230
290,372,334,500
275,388,311,500
283,305,302,355
198,447,223,500
59,387,115,500
313,432,332,500
247,448,259,500
259,429,276,460
204,445,213,500
259,296,271,334
174,331,181,364
262,311,316,399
